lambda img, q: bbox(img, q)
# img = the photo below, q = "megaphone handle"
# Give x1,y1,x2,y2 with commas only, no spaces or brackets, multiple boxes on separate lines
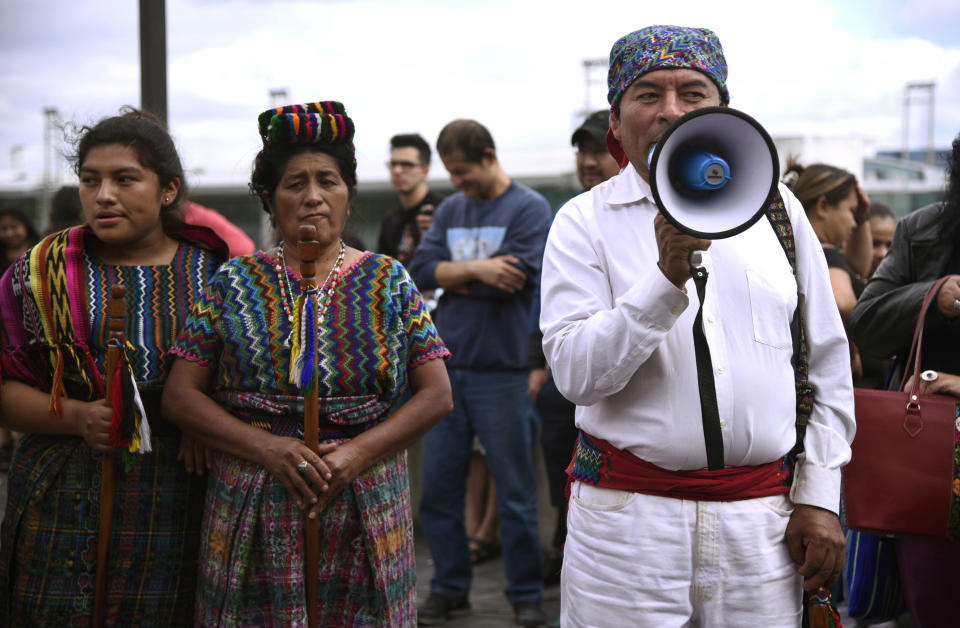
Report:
690,260,724,470
689,250,704,273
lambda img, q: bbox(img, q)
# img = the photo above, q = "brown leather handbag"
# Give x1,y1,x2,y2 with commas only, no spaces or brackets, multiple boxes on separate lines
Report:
843,276,959,539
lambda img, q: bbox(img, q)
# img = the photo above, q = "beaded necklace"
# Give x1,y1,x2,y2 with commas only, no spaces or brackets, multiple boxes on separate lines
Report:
275,239,345,345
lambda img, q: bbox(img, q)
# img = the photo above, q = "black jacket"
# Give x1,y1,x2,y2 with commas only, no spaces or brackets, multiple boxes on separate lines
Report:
849,202,960,374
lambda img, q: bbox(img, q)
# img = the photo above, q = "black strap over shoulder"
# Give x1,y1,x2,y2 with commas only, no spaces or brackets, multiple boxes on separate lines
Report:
691,265,724,470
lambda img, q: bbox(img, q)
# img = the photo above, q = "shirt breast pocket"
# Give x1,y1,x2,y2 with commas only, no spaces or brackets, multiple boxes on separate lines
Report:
745,268,797,350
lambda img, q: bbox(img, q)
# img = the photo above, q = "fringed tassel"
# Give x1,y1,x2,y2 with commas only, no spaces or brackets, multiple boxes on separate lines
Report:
803,587,842,628
120,344,151,454
299,294,317,393
288,289,318,390
49,347,65,416
288,292,306,385
129,372,150,454
107,346,152,454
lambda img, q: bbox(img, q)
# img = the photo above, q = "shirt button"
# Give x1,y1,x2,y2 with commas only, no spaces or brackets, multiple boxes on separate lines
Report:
671,305,683,315
716,366,724,375
707,315,715,324
720,420,727,428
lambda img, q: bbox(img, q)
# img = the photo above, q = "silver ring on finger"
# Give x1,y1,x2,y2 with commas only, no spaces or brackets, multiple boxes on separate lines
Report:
954,299,960,311
296,459,309,473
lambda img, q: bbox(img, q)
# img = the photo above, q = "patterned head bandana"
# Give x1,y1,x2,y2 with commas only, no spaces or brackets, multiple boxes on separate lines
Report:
607,25,729,109
257,101,354,146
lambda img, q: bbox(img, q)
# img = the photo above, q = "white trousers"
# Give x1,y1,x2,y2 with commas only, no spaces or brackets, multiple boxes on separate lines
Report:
561,482,802,627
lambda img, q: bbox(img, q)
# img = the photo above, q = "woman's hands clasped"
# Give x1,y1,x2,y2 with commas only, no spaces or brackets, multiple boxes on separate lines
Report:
308,444,366,518
260,435,366,518
260,435,335,511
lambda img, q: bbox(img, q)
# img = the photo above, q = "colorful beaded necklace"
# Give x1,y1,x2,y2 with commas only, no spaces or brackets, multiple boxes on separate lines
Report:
275,239,345,346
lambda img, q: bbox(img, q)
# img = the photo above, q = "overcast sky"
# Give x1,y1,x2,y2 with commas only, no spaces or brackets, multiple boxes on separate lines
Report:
1,0,958,189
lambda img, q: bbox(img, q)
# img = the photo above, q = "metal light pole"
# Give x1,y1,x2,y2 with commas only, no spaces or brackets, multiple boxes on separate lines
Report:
901,81,936,165
140,0,167,125
581,58,607,119
41,107,62,225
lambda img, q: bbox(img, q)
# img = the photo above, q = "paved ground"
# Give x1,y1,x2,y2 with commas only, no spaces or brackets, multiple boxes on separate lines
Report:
414,528,561,627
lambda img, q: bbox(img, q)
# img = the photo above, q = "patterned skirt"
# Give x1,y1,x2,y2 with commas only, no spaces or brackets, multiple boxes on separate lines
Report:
0,433,205,627
194,443,415,627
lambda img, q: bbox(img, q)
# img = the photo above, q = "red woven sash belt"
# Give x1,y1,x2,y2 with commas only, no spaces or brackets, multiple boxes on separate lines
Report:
567,431,790,501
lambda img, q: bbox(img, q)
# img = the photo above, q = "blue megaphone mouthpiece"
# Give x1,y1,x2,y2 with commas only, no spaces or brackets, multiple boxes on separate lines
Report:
674,149,730,191
648,146,731,192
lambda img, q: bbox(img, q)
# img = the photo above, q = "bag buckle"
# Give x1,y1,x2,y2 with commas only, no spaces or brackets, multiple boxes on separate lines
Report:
903,397,924,438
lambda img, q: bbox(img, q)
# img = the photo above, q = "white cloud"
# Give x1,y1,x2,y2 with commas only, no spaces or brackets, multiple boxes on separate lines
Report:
1,0,958,187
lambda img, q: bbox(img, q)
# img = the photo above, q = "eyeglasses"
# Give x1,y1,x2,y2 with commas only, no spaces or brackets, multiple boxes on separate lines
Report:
576,149,611,160
386,160,422,170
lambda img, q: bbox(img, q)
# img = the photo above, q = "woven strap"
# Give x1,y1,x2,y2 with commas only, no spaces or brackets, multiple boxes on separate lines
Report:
764,192,813,482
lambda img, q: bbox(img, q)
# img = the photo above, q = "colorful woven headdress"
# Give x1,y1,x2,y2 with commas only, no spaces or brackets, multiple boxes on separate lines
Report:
257,101,355,146
607,25,729,109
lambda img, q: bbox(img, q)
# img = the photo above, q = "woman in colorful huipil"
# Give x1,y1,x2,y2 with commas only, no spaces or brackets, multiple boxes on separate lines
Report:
163,101,452,626
0,108,228,625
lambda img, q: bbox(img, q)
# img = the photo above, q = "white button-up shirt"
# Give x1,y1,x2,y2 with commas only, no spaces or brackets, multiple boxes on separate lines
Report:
540,166,855,513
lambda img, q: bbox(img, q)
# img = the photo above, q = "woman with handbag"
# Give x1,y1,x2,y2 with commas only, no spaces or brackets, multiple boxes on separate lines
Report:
849,131,960,628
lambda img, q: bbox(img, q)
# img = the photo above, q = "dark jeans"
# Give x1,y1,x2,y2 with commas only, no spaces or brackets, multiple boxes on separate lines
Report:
536,377,577,550
420,368,544,603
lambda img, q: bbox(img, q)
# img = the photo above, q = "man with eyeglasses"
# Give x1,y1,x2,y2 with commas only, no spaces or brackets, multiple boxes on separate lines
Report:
377,133,444,265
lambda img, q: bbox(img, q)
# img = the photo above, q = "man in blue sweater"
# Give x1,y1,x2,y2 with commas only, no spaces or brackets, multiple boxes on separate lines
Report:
410,119,552,627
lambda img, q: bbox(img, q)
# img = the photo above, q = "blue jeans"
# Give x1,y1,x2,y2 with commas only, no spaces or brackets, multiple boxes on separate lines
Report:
420,368,543,603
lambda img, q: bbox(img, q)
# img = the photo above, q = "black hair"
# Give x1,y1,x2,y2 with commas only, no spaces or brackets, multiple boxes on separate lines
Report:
68,107,186,233
436,119,495,163
250,142,358,216
390,133,432,166
47,185,83,233
340,229,366,251
940,132,960,242
866,202,896,222
0,207,40,248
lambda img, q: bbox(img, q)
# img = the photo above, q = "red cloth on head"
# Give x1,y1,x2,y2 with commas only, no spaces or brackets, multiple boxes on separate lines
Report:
605,128,629,169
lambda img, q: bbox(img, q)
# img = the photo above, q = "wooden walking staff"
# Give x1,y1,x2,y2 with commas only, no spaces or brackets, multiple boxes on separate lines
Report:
298,225,321,628
94,284,126,627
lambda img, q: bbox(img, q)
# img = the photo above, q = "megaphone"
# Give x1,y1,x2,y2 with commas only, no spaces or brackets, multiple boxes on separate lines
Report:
649,107,780,240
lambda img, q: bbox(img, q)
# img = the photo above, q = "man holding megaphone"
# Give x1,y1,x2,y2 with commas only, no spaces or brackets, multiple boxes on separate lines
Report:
540,25,855,626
